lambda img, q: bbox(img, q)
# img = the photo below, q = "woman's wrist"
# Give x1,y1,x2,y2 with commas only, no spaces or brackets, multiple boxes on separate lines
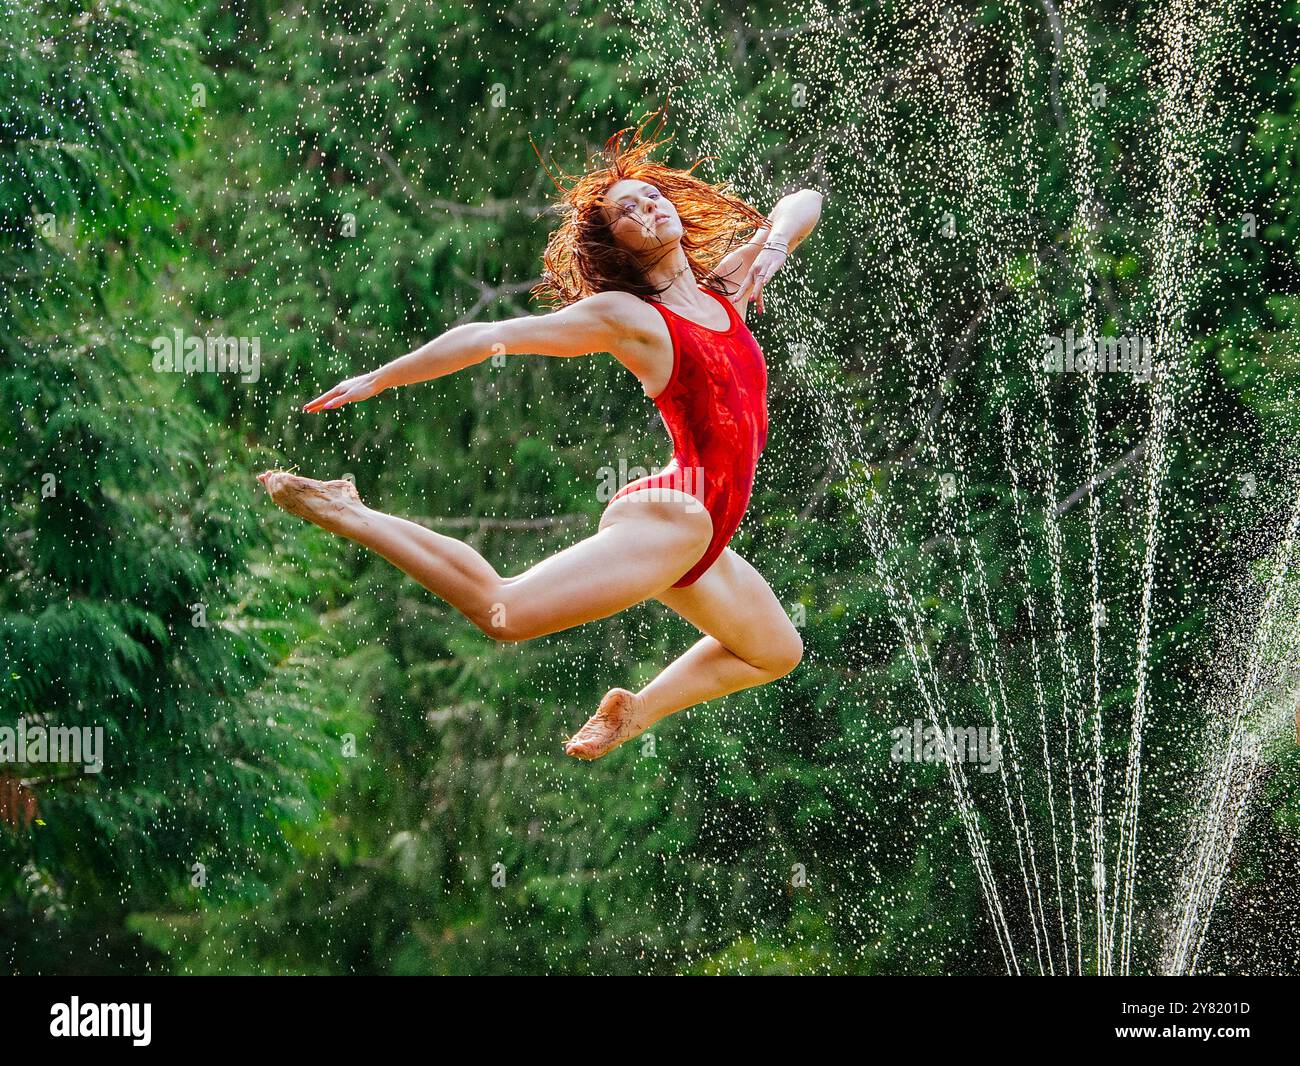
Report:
371,364,400,392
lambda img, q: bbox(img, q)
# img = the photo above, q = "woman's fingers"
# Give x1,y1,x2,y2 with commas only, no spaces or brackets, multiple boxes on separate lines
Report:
322,388,358,410
303,384,345,413
744,251,783,316
752,269,771,315
737,267,757,300
304,382,361,413
303,371,382,413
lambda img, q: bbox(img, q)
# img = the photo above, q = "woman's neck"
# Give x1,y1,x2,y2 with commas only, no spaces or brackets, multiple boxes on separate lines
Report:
642,247,700,303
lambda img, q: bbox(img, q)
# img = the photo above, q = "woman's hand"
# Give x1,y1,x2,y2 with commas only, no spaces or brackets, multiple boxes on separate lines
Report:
739,244,789,316
303,370,387,413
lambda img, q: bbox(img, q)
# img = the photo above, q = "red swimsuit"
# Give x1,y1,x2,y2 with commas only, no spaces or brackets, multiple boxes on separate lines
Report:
610,285,769,587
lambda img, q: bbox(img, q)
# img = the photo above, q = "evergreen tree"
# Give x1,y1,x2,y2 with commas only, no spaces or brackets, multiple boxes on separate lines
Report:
0,0,355,972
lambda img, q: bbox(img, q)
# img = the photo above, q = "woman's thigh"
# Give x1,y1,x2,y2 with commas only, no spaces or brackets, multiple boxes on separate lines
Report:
655,548,803,672
493,491,712,639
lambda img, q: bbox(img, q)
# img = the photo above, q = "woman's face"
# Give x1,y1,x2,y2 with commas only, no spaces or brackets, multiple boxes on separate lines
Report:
601,178,684,253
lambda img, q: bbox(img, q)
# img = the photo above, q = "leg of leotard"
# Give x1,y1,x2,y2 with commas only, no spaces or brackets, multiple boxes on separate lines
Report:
258,472,712,640
565,548,802,759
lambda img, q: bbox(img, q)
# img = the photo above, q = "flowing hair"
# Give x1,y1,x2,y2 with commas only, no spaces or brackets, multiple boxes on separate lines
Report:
529,101,772,309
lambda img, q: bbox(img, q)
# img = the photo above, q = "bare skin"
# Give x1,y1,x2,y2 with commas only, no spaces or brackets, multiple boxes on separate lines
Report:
262,177,823,758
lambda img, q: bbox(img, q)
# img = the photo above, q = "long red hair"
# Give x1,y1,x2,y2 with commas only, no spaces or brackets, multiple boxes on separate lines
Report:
530,102,771,309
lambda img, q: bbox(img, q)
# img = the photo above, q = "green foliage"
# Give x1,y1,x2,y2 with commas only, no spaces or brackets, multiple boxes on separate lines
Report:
0,0,356,973
2,0,1296,974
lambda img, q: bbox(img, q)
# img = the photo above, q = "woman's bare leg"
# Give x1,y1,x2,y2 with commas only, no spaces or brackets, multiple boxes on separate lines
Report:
565,548,803,759
257,472,712,641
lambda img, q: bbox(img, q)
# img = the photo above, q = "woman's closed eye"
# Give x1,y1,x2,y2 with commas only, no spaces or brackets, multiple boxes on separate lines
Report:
620,192,661,213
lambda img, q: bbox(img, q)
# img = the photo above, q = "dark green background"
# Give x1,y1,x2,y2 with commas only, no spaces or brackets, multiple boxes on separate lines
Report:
2,0,1297,974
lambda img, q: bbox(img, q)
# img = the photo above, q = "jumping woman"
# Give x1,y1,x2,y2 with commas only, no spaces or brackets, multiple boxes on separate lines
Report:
259,108,823,760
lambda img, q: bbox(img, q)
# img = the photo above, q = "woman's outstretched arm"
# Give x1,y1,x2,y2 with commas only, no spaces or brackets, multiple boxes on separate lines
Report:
303,291,646,412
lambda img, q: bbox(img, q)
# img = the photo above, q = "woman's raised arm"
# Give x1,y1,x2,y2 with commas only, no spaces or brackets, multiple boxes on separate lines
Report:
714,188,823,316
303,291,641,413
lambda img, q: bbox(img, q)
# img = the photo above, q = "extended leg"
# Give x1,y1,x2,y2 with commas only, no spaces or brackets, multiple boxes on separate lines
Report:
258,472,712,641
565,548,803,759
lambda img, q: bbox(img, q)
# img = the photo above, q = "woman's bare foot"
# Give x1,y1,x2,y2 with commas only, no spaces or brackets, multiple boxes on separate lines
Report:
564,687,652,761
257,471,363,534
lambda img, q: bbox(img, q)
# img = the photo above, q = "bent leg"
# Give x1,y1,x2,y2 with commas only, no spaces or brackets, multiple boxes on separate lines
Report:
565,549,803,759
258,472,711,641
646,548,804,717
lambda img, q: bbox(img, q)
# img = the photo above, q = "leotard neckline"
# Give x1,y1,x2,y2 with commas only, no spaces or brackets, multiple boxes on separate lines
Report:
646,286,737,336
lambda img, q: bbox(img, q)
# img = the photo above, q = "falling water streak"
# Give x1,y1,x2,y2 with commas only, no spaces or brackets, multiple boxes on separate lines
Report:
923,0,1085,968
1108,0,1178,973
1183,757,1262,974
991,372,1071,972
1163,484,1300,973
1184,693,1299,975
998,348,1081,972
1081,378,1108,975
1025,325,1088,972
1181,630,1298,974
933,398,1050,967
1178,739,1265,975
1110,384,1167,974
923,0,1078,972
1018,374,1082,974
1057,0,1111,974
615,0,1022,967
993,16,1087,975
869,521,1022,973
1110,0,1234,974
954,497,1056,974
811,2,1034,967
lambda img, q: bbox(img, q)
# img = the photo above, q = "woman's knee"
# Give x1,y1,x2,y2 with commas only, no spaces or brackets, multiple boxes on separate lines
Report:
755,625,804,678
759,629,800,681
465,584,531,642
472,594,544,643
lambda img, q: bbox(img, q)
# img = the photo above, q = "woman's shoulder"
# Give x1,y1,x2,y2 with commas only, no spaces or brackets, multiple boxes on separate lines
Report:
579,289,651,312
578,289,666,337
569,291,673,396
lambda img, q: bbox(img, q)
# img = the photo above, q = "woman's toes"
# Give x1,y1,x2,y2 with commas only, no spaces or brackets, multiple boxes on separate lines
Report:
325,478,361,503
565,689,646,761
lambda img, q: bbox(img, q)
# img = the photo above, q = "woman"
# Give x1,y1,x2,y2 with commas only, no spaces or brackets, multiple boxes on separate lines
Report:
259,108,823,760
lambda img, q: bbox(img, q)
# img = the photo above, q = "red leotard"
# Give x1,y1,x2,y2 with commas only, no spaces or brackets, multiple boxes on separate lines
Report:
609,285,769,588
